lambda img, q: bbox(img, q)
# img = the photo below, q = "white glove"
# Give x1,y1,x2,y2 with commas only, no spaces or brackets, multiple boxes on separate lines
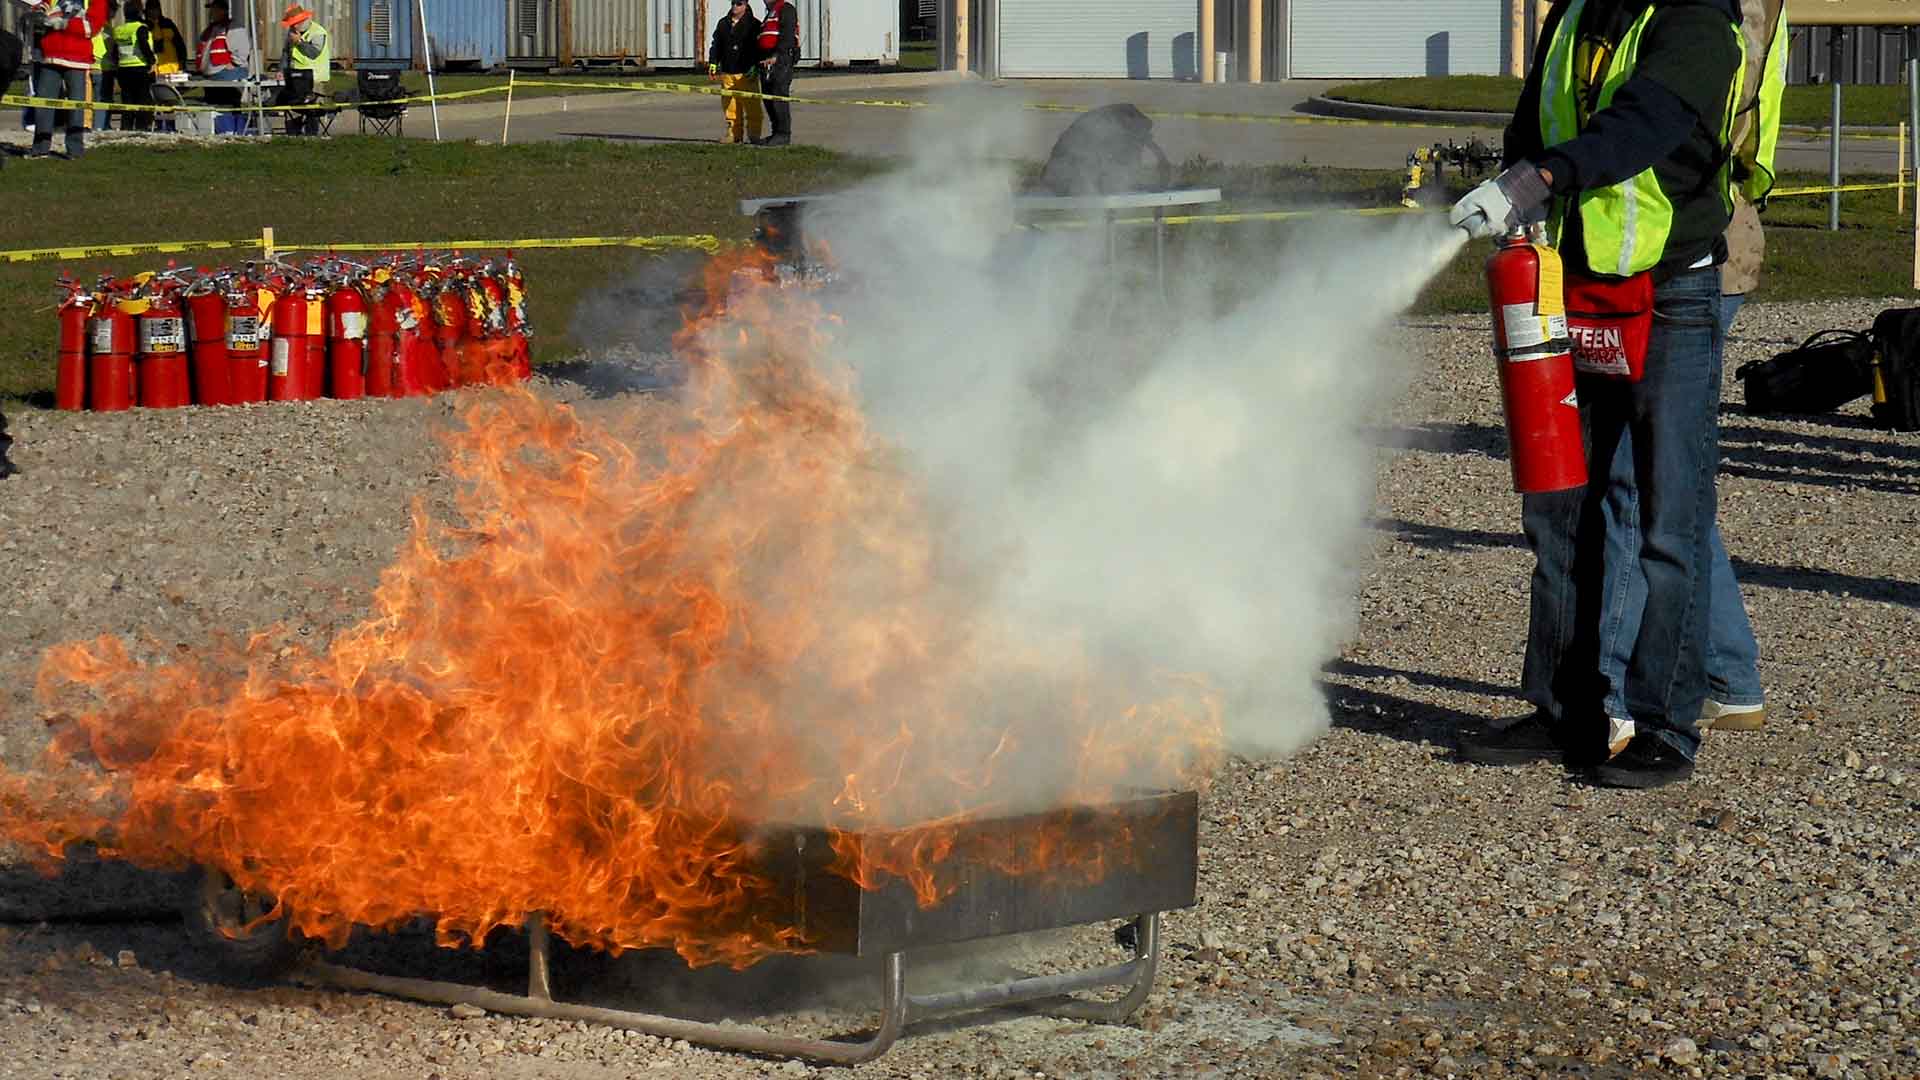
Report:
1448,164,1553,240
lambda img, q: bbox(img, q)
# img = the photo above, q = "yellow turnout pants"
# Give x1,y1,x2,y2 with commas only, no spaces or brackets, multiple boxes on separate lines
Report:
720,71,764,143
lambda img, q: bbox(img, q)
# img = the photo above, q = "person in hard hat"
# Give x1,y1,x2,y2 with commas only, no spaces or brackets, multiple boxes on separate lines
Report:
89,19,113,130
753,0,799,147
708,0,764,144
23,0,111,158
274,2,328,135
1594,0,1785,758
196,0,253,117
1450,0,1777,790
110,0,154,132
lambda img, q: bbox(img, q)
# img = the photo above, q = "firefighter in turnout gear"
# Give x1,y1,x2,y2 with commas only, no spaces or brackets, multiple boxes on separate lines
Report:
1451,0,1768,790
276,3,329,135
111,0,155,131
708,0,764,144
754,0,799,146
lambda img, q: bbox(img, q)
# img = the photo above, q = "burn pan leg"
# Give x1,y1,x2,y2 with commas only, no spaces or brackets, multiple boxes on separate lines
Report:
296,949,908,1067
901,912,1162,1024
1035,912,1160,1023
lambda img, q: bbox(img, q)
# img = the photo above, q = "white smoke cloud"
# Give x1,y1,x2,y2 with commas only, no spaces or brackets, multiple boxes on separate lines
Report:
781,94,1468,758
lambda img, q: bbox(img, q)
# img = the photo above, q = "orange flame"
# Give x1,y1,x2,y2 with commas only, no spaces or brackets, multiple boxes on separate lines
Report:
0,247,1221,968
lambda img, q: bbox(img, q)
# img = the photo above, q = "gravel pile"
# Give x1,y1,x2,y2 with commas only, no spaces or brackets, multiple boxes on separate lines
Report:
2,297,1917,1078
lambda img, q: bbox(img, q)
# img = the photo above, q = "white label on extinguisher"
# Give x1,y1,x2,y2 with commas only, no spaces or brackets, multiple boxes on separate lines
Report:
90,318,115,352
1500,303,1549,351
338,312,369,340
139,317,187,355
272,337,291,377
227,315,261,350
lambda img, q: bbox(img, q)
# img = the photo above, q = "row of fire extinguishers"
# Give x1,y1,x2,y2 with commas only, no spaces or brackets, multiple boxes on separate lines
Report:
54,255,533,412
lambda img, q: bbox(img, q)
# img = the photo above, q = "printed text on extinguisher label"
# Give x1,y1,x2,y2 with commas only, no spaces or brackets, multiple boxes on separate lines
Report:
227,315,262,350
1499,303,1570,362
138,317,187,355
272,338,291,377
89,319,115,353
338,312,369,340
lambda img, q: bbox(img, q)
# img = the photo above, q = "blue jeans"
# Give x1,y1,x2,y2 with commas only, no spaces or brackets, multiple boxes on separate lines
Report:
1598,294,1763,720
30,64,90,157
93,71,113,131
1521,266,1725,761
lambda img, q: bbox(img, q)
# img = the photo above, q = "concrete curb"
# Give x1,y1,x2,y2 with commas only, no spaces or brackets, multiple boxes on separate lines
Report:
1301,95,1508,128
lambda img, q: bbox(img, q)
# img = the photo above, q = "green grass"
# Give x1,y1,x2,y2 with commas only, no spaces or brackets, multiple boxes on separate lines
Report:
391,70,709,104
900,42,937,72
0,138,886,400
1327,75,1920,129
3,143,1910,400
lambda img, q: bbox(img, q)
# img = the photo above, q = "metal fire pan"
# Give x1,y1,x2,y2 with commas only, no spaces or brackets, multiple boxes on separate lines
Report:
747,788,1198,957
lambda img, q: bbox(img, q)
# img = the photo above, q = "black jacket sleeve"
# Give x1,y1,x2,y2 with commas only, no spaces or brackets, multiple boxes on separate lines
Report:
709,17,723,66
778,3,798,57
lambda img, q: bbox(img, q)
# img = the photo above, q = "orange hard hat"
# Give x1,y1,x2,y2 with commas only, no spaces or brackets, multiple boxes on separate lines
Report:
279,3,312,27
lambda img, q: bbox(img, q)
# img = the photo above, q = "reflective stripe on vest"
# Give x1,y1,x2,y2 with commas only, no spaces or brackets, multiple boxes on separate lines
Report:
758,0,785,51
1730,3,1787,204
199,29,234,71
92,31,107,64
113,22,151,70
289,20,330,80
1538,0,1743,277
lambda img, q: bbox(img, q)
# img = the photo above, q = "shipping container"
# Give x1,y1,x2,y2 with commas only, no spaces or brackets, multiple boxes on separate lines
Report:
352,0,504,69
651,0,894,66
570,0,648,63
355,0,414,67
506,0,558,63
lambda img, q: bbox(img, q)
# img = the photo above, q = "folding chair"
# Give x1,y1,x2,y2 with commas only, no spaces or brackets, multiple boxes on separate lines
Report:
354,69,406,137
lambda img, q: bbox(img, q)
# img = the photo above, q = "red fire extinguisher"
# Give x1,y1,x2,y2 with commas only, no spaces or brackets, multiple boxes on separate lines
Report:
56,277,94,411
389,280,446,397
184,279,232,407
428,280,470,387
226,280,269,404
325,282,369,400
1485,229,1587,494
88,293,136,412
269,278,322,401
302,281,328,398
136,281,192,409
365,282,399,398
499,257,532,382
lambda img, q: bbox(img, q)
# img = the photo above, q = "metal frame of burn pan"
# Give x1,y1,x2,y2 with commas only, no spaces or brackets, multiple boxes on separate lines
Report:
289,790,1198,1066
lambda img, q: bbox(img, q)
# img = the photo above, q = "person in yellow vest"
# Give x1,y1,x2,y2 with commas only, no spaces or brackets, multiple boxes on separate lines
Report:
275,2,328,136
1449,0,1778,789
110,0,154,131
90,22,114,130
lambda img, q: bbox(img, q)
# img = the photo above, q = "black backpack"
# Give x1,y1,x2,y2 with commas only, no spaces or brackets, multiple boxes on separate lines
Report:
1735,328,1876,417
1868,307,1920,432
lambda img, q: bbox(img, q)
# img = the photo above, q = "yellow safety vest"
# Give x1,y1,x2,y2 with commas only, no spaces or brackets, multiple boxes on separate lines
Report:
287,20,331,83
112,21,151,72
1538,0,1744,276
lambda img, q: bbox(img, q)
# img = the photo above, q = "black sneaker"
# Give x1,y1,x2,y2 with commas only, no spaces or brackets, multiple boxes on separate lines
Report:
760,133,791,147
1591,735,1696,789
1459,715,1564,766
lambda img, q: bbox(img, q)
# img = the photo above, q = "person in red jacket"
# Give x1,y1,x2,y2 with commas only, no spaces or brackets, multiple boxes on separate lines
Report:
26,0,111,158
754,0,799,146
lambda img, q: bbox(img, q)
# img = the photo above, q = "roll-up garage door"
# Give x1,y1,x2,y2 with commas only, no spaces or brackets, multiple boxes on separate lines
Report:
997,0,1197,79
1289,0,1500,79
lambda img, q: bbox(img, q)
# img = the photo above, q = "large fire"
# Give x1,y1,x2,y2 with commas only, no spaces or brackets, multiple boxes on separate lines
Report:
0,248,1221,968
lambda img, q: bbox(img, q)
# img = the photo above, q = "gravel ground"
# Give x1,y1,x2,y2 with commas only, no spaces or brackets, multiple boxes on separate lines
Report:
2,297,1918,1079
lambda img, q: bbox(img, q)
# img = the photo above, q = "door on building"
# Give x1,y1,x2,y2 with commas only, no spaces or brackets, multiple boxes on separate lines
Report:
1288,0,1500,78
996,0,1197,78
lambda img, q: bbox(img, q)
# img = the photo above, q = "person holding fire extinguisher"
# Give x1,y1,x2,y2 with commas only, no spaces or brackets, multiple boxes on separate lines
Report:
1449,0,1758,789
1595,0,1785,751
708,0,764,144
753,0,799,147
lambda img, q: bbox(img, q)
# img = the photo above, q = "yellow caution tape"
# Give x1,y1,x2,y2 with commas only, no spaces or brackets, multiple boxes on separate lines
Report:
0,239,259,264
0,234,722,264
0,84,506,115
1771,180,1913,197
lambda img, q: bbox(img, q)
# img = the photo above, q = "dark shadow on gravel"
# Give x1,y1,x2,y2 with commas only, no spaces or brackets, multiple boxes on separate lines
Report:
1318,677,1497,751
1378,516,1920,610
0,858,191,925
